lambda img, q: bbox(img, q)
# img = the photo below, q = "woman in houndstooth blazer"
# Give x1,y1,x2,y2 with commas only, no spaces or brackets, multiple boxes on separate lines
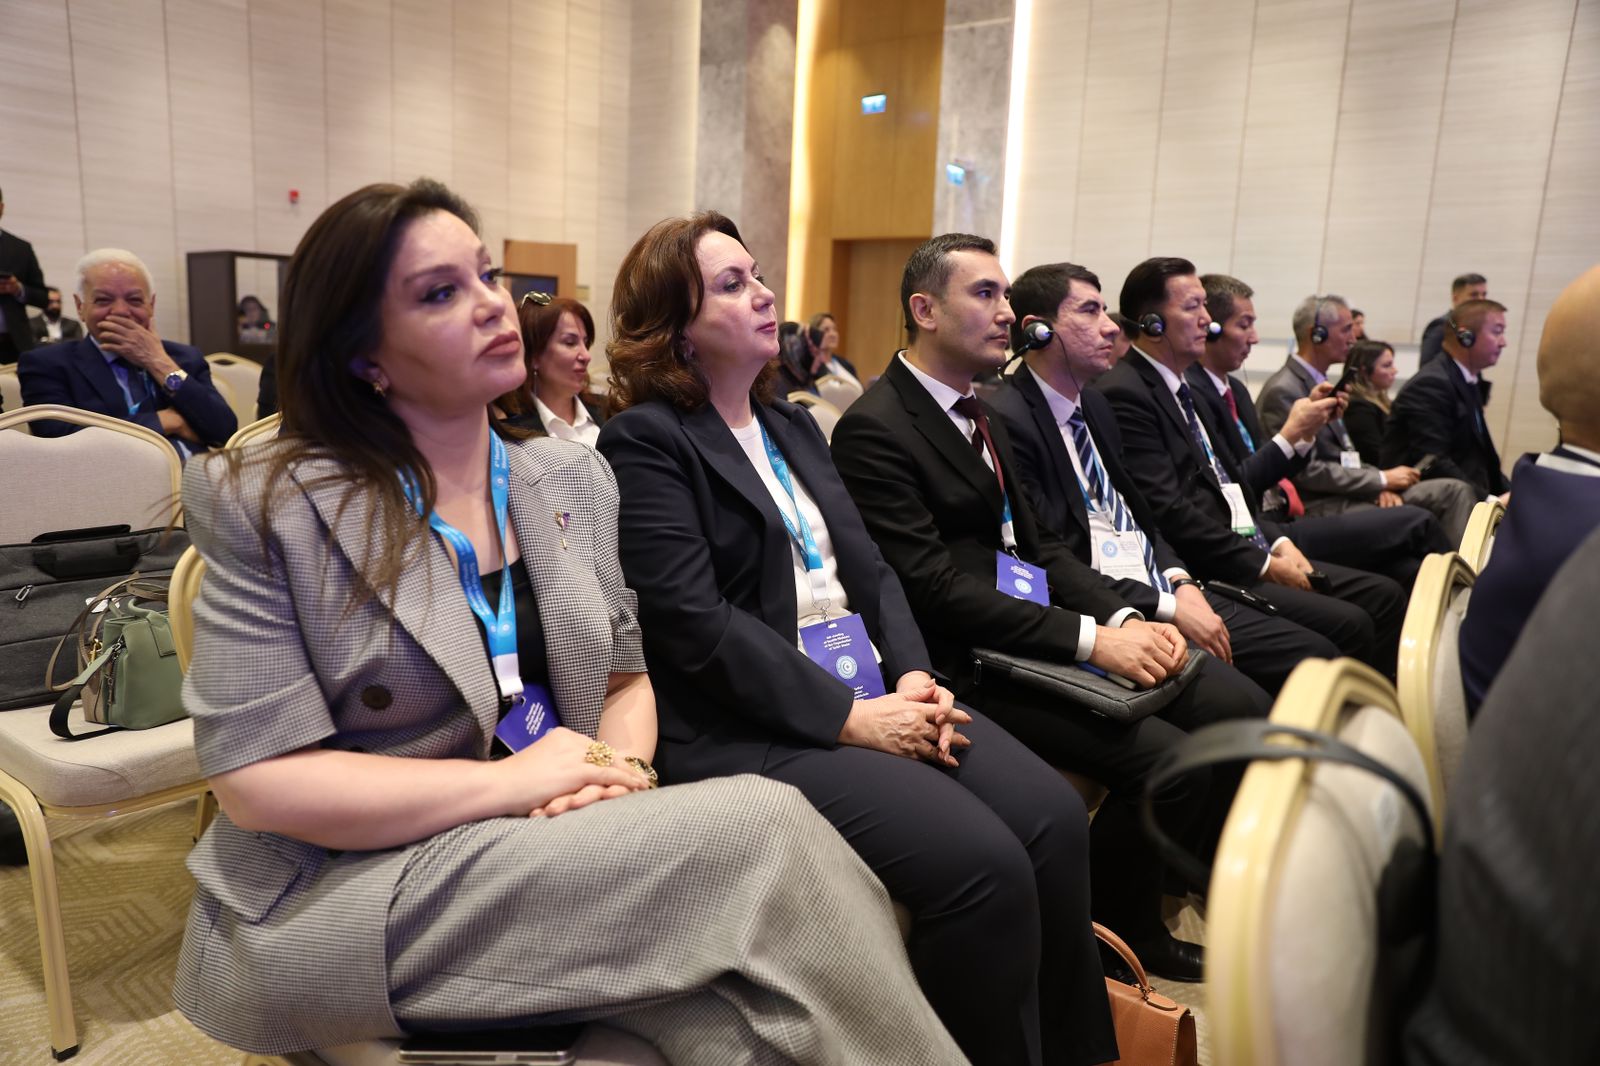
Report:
171,180,965,1064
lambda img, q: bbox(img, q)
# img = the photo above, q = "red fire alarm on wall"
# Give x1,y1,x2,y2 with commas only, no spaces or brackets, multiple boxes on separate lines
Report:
288,188,300,205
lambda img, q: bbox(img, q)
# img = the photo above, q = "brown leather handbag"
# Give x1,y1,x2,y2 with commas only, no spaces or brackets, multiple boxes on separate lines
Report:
1095,923,1198,1066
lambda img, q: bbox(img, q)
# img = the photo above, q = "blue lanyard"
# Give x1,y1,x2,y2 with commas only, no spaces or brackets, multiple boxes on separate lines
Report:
401,433,524,707
758,421,824,572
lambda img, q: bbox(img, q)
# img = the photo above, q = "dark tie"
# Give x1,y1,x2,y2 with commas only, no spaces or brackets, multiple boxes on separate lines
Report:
1224,386,1305,518
111,357,152,412
952,394,1006,497
1176,383,1270,550
1066,408,1169,592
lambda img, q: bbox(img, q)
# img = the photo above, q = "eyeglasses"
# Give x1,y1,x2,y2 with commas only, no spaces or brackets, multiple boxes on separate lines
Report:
520,290,554,308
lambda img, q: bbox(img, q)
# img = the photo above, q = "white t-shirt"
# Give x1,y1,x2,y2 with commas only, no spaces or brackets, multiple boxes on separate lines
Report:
729,418,853,630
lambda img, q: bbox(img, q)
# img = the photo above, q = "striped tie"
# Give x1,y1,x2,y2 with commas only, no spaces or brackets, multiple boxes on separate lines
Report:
1176,383,1271,551
1066,408,1170,592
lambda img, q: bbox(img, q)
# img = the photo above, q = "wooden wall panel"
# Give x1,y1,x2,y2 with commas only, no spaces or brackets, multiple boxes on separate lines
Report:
843,238,923,378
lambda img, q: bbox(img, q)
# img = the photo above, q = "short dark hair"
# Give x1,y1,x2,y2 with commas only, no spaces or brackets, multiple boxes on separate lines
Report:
901,233,997,342
1119,257,1197,334
1450,298,1508,336
1351,308,1365,317
1200,273,1254,327
1109,311,1135,338
1008,263,1101,350
1452,273,1487,292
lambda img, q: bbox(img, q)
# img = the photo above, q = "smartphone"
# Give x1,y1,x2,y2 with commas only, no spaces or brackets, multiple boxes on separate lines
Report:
1306,570,1333,595
1415,454,1439,475
398,1025,583,1065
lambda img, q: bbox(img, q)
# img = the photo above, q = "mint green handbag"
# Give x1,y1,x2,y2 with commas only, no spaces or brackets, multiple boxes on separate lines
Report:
46,576,185,740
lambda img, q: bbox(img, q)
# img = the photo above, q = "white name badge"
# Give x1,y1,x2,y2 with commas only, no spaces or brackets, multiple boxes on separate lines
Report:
1339,450,1363,470
1221,483,1257,536
1088,510,1151,583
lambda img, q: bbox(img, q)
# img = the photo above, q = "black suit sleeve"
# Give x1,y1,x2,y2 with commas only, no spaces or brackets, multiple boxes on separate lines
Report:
256,354,278,420
598,408,855,748
168,347,238,446
1343,399,1385,467
830,403,1115,664
15,345,80,436
1384,372,1474,485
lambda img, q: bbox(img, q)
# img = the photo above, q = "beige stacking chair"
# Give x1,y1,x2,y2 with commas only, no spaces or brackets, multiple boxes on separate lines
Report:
1396,551,1476,829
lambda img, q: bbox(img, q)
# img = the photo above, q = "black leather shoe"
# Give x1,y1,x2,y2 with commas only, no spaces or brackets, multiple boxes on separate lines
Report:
1125,931,1204,982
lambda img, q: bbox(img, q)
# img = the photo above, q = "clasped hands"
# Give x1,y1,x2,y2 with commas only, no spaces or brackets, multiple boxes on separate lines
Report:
498,726,654,819
839,670,971,767
1089,617,1189,688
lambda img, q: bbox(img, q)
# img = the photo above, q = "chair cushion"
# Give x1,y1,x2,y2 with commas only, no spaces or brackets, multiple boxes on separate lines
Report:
0,424,177,542
307,1025,667,1065
0,701,200,807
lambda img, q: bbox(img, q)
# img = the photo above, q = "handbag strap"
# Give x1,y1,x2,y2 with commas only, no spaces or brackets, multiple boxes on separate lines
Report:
44,572,168,692
1138,718,1436,895
49,641,124,741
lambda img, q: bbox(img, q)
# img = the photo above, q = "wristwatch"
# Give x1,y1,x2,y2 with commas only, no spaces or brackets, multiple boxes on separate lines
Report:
162,368,188,394
1170,577,1203,593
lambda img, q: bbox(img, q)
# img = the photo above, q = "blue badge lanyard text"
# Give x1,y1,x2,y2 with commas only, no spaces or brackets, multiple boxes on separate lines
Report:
401,433,525,707
759,421,832,615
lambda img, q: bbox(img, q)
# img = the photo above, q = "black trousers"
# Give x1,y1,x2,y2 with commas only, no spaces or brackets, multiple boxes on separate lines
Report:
763,709,1118,1066
1246,559,1407,676
1206,589,1339,694
966,656,1269,944
1283,505,1450,589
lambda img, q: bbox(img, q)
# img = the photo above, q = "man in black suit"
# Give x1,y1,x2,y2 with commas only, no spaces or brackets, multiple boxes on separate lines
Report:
832,234,1273,979
1094,257,1407,674
1418,272,1487,366
992,261,1339,695
30,287,85,346
0,186,50,365
19,249,236,455
1383,297,1511,500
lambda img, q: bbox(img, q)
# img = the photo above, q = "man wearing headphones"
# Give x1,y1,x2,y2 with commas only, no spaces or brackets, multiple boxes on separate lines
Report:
1251,288,1477,542
1381,298,1511,499
1094,257,1407,676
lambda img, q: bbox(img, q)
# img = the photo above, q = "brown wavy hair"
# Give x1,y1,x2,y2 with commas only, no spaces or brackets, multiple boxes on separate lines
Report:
499,296,596,420
607,211,777,413
214,178,530,610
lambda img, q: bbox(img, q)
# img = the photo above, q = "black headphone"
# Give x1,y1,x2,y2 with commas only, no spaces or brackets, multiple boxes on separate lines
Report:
1018,319,1054,351
1446,311,1476,349
1138,312,1166,337
1308,297,1329,345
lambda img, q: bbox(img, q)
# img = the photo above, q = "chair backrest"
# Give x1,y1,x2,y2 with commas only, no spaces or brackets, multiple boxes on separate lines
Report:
226,412,282,449
1208,658,1434,1066
786,392,843,442
0,404,182,542
814,373,864,412
169,545,206,673
206,353,265,429
0,368,26,431
1396,552,1475,826
1458,498,1504,572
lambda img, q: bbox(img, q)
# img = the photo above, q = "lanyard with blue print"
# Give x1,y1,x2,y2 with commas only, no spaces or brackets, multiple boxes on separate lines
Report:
759,420,831,613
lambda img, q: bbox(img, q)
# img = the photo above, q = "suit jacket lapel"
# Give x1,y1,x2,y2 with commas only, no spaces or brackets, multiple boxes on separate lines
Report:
69,339,136,416
886,355,1005,513
1132,353,1210,470
1015,364,1090,536
294,457,500,745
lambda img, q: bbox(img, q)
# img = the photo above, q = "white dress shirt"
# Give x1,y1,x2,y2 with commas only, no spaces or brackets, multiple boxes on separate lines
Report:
1200,364,1308,460
535,394,601,448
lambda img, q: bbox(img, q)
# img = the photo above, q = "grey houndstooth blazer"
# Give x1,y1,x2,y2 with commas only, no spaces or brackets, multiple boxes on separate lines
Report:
172,435,647,1051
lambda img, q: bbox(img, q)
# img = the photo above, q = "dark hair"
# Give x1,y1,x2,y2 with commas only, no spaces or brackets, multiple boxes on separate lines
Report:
901,233,997,341
1008,263,1101,350
215,178,515,609
1451,273,1487,293
807,311,835,332
1200,273,1254,327
499,297,595,419
1351,308,1365,317
1120,257,1197,333
238,295,268,316
607,211,777,413
1109,311,1135,338
1336,339,1397,411
1451,298,1507,336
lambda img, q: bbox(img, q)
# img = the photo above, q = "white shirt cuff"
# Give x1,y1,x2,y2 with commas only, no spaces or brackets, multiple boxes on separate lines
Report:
1271,433,1294,458
1154,591,1177,622
1257,538,1291,577
1075,615,1097,661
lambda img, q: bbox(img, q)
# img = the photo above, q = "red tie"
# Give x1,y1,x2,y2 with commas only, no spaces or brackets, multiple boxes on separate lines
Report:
952,395,1006,497
1224,388,1305,518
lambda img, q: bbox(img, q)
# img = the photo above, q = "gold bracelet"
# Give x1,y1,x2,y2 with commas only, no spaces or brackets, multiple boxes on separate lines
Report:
624,755,659,789
583,740,615,767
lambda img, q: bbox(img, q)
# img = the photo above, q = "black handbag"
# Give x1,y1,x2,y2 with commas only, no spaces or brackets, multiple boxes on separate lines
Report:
0,525,189,712
972,646,1208,723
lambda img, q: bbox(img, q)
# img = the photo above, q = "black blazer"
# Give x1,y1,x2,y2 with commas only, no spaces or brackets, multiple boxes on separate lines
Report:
18,337,238,448
597,397,932,781
829,355,1129,684
502,394,607,435
1343,397,1387,468
0,229,49,358
989,363,1183,618
31,317,84,344
1095,353,1284,583
1381,356,1508,496
1182,364,1301,496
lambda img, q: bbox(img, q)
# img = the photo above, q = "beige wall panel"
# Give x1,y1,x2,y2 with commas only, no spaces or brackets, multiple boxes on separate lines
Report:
508,0,569,242
591,0,633,365
68,0,182,339
453,3,513,261
1230,0,1350,341
1006,0,1090,276
1070,0,1168,300
165,0,256,339
250,0,327,258
1417,0,1574,456
392,0,454,187
565,0,604,289
1148,0,1255,285
626,0,699,237
1502,0,1597,460
0,0,88,306
1319,0,1455,344
325,0,394,198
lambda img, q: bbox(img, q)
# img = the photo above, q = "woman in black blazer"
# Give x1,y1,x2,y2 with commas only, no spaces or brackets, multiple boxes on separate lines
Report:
1336,339,1398,467
597,212,1118,1066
